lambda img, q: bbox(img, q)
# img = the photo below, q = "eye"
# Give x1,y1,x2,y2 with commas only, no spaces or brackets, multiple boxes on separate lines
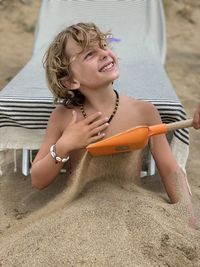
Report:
84,51,94,60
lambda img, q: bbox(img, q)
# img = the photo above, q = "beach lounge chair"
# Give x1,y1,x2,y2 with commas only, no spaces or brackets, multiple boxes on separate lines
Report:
0,0,189,176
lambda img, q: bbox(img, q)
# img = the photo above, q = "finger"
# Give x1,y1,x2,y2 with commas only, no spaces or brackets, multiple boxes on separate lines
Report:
88,132,106,143
88,117,109,130
71,110,77,124
84,112,102,124
90,122,109,136
193,112,200,129
193,122,198,129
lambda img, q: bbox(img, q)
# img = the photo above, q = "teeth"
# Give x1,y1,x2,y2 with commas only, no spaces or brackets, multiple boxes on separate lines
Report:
101,62,114,72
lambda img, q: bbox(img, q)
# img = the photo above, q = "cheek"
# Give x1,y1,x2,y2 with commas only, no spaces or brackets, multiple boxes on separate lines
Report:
71,61,98,82
82,62,98,75
71,64,83,80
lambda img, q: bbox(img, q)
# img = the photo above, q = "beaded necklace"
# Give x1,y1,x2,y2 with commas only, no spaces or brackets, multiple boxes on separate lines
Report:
80,90,119,123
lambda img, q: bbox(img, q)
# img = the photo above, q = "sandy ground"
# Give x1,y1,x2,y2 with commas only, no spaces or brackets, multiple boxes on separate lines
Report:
0,1,200,266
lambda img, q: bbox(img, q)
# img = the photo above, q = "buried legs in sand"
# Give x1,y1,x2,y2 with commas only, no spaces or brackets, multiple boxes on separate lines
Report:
37,149,197,229
41,150,142,216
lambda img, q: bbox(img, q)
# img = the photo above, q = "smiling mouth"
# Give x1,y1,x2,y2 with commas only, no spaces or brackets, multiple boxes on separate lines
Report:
99,62,115,72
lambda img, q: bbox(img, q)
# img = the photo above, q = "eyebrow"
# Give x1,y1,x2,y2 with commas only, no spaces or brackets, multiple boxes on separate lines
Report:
69,42,107,63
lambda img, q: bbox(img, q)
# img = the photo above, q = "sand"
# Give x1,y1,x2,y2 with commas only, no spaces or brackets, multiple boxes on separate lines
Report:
0,1,200,266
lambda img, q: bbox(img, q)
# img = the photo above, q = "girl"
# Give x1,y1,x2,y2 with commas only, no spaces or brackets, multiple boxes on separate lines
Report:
31,23,196,227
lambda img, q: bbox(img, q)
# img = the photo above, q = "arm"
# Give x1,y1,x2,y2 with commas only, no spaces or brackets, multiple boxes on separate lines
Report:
31,108,109,190
143,102,196,227
193,103,200,129
151,134,192,203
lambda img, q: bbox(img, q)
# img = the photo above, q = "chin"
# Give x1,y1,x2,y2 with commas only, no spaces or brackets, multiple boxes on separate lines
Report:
112,71,120,81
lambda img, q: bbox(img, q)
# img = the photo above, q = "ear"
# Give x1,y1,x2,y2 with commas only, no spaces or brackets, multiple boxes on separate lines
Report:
61,77,80,90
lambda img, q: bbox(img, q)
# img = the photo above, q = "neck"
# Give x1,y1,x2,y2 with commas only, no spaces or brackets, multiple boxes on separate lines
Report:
82,85,115,111
80,85,119,121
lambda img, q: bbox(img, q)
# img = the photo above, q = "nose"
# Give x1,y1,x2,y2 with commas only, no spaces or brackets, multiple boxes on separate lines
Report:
99,48,109,61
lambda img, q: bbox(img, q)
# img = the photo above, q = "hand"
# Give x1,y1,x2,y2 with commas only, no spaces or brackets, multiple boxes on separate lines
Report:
181,200,197,229
57,110,109,151
188,214,198,229
174,200,197,229
193,103,200,129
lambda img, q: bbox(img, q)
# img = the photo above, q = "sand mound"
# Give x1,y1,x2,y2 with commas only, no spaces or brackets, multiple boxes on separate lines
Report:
0,178,200,267
0,153,200,267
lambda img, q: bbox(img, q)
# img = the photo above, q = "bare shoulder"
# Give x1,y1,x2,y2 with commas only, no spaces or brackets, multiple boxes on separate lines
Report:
134,99,157,114
120,95,156,111
48,104,73,132
120,95,161,125
51,104,70,118
133,99,162,125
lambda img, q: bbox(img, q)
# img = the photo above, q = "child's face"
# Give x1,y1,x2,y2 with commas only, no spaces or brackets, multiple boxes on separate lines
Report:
66,36,119,90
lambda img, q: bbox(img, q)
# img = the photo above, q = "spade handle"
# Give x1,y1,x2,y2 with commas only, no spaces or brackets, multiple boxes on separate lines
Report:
166,119,193,131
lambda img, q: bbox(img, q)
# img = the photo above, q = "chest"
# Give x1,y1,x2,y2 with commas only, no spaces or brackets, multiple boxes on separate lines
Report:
103,105,146,139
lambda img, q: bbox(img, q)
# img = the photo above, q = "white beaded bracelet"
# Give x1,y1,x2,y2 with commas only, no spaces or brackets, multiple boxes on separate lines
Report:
50,145,70,163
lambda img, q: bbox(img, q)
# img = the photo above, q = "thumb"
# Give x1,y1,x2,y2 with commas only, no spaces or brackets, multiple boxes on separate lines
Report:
71,110,77,124
193,112,199,129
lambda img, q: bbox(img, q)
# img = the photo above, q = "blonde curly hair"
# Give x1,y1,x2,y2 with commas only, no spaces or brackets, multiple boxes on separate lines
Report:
43,22,111,107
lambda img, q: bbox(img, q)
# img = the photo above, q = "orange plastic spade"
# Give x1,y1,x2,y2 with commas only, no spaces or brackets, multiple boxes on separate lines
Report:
86,119,193,156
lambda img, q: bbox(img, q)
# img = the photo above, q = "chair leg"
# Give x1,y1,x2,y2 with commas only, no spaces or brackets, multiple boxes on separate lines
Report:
147,152,156,176
22,149,30,176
